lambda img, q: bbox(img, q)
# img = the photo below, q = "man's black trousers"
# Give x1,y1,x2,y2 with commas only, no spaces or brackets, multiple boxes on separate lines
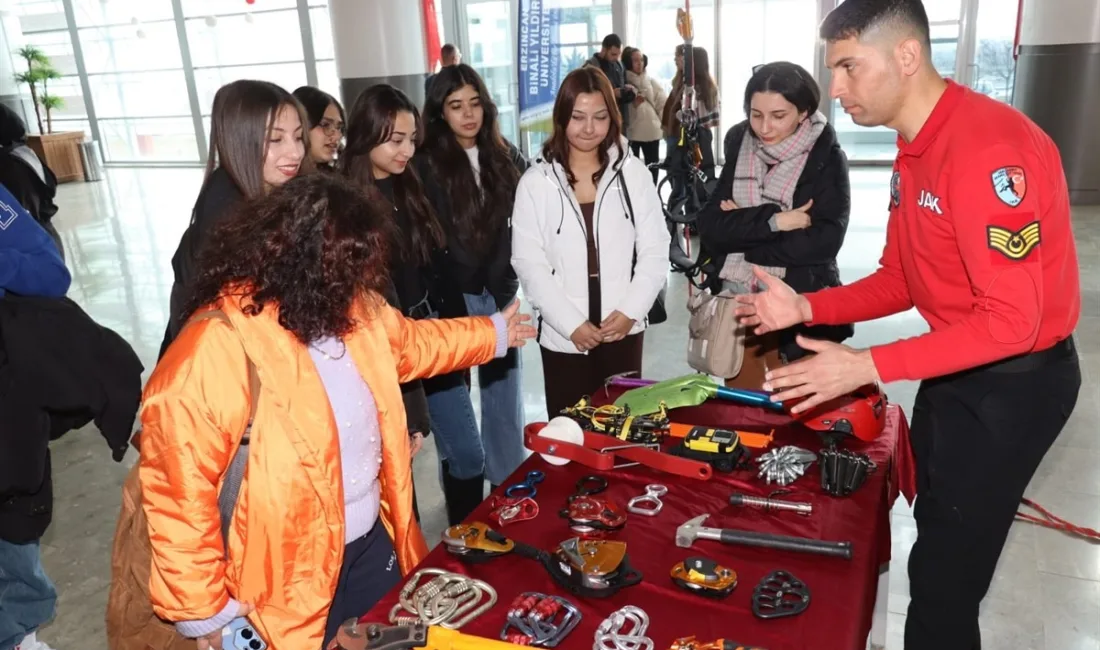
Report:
904,338,1080,649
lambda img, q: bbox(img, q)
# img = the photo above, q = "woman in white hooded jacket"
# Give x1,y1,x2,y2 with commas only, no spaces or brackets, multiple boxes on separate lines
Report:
623,47,666,185
512,67,670,418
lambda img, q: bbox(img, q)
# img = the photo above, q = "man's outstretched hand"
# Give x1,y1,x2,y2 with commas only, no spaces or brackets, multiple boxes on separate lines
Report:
763,336,880,414
734,266,812,335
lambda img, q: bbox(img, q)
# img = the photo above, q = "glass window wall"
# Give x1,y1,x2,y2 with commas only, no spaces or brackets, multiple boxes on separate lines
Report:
4,0,335,164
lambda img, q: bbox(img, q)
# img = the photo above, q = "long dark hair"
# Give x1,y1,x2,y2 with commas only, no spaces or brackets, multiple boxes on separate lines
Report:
422,64,520,257
184,173,392,343
542,67,623,187
206,80,313,200
340,84,444,266
666,47,718,132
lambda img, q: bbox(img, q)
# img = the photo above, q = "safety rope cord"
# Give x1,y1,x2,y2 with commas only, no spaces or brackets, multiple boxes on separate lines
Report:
594,606,654,650
1016,498,1100,541
389,569,496,630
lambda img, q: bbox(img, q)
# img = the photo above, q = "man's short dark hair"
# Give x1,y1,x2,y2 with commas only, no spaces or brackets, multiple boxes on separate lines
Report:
602,34,622,50
441,43,457,58
820,0,931,48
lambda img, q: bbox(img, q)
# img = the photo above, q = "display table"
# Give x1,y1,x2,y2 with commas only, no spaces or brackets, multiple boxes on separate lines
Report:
362,386,914,650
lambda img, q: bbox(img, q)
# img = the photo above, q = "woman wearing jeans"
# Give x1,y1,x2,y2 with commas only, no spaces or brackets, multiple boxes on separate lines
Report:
416,64,529,524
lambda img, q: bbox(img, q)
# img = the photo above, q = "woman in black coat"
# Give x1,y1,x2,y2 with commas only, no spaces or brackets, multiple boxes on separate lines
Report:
414,64,528,525
695,62,853,389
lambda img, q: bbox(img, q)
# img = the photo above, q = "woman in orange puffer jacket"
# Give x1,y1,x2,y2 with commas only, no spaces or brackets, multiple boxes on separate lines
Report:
139,173,534,650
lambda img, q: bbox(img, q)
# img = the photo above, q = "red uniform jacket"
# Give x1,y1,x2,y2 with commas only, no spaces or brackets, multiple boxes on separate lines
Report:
806,81,1079,383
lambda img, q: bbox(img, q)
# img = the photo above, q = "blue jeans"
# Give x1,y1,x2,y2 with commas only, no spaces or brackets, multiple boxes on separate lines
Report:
0,539,56,650
425,291,528,485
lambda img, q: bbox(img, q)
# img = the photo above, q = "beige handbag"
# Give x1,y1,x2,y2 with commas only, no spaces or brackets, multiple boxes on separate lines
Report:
686,289,747,378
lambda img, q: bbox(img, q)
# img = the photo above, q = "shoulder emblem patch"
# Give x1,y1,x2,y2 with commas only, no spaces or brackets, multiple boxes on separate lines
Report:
889,171,900,208
988,220,1040,261
0,200,18,230
991,166,1026,207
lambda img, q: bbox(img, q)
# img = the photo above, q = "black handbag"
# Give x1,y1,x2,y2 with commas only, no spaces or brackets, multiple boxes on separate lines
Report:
619,170,668,325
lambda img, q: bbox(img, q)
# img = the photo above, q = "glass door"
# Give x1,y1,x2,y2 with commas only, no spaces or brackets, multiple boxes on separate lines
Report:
959,0,1019,102
457,0,519,144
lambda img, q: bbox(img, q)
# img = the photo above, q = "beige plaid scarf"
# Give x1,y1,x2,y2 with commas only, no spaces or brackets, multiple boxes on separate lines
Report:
719,111,827,292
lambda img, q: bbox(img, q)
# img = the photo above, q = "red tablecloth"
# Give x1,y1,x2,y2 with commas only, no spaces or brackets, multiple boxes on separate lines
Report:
363,388,914,650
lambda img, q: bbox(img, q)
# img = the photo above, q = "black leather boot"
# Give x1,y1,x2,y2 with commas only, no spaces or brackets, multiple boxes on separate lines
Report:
441,462,486,526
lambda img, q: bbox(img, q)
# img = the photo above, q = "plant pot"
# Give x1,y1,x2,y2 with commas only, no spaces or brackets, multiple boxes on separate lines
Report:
27,131,86,183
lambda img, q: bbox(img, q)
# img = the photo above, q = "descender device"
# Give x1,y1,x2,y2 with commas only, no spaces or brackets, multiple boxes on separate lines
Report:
669,556,738,598
560,475,627,536
440,522,642,598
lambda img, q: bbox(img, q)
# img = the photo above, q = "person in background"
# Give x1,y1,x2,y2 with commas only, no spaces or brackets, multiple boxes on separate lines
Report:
621,47,666,184
140,173,535,650
425,43,462,97
159,80,310,358
737,1,1080,647
663,46,720,197
512,67,670,418
293,86,346,169
341,84,450,467
0,105,61,258
585,34,636,132
0,183,70,650
694,61,852,390
417,63,529,523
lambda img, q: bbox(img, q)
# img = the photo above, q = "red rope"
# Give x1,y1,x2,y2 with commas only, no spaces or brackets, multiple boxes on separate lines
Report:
1016,498,1100,541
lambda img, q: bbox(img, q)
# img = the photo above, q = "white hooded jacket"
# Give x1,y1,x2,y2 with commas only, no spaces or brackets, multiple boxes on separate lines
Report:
511,140,670,354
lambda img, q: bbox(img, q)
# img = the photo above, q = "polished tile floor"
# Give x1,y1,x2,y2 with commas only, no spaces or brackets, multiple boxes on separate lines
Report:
36,167,1100,649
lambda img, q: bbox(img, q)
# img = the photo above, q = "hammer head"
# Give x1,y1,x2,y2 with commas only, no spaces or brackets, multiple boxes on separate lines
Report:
676,514,710,548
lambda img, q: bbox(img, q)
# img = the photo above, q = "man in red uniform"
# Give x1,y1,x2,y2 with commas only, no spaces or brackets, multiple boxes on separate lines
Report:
735,1,1081,648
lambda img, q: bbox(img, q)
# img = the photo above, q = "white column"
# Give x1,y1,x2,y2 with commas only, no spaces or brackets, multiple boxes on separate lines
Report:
328,0,429,107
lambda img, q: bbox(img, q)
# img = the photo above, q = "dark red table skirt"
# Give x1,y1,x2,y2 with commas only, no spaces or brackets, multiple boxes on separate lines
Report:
362,387,914,650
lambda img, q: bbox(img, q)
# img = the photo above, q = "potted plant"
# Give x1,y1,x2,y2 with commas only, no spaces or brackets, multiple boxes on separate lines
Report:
14,46,86,182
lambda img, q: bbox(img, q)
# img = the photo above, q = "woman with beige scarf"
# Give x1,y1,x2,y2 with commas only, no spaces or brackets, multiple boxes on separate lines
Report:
695,62,854,391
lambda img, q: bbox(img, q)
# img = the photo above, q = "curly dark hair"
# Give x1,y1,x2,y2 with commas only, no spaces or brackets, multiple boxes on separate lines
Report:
184,173,393,343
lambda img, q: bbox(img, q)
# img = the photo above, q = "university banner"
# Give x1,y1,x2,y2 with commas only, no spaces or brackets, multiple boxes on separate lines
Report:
517,0,563,128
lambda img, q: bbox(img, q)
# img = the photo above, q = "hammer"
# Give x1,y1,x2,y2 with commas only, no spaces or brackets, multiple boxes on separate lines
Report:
676,514,853,560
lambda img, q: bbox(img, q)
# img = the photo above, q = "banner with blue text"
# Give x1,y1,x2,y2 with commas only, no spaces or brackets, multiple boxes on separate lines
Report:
518,0,563,127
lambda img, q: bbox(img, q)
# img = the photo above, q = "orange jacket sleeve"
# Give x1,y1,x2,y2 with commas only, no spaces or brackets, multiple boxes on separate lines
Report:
379,302,499,382
870,145,1045,382
138,317,252,622
805,204,913,325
